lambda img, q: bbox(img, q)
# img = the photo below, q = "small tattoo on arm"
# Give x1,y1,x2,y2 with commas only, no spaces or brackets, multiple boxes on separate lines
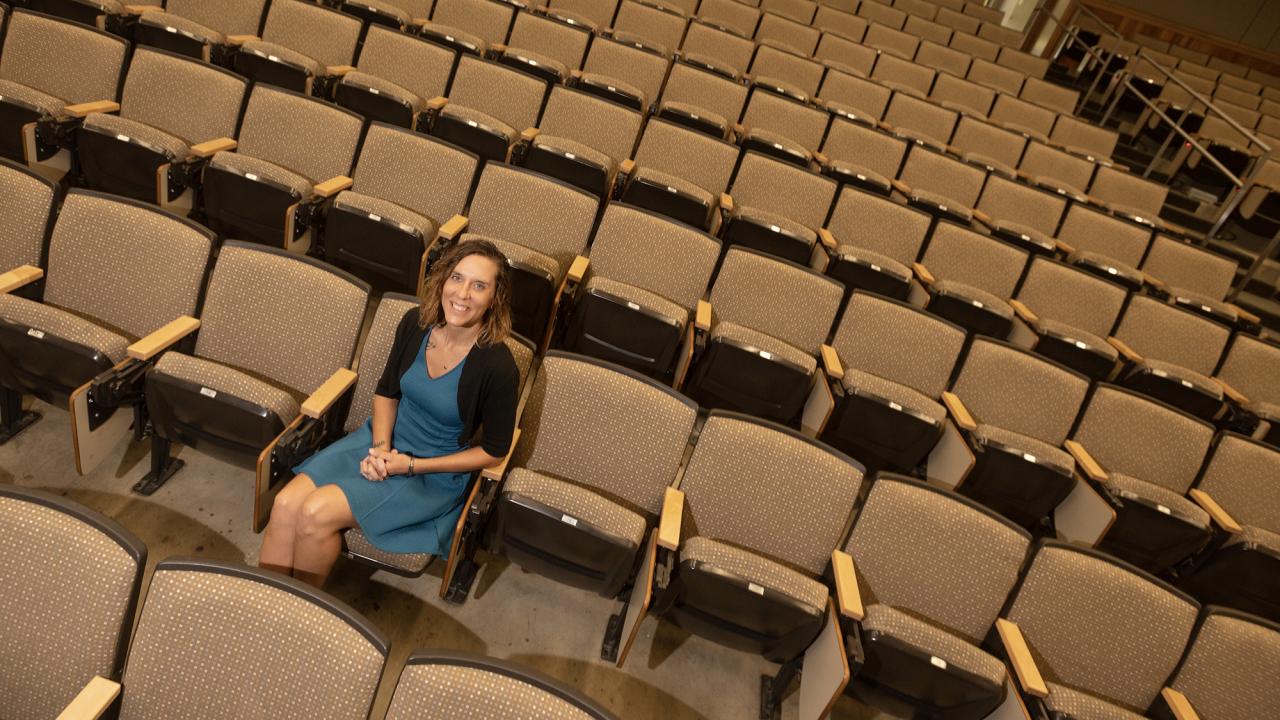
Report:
371,440,387,449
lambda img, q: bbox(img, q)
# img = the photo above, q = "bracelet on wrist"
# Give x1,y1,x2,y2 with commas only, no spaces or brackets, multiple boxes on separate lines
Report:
407,456,416,475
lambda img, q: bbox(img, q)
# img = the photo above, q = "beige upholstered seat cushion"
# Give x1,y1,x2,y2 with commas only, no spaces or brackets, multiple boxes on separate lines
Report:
138,11,226,45
1068,251,1144,286
1136,359,1224,401
500,46,568,80
1168,287,1238,322
733,205,818,246
532,133,617,170
359,0,413,24
470,235,561,282
930,280,1015,321
385,661,597,719
503,468,648,548
841,368,945,422
82,112,191,160
861,604,1007,688
1103,473,1210,529
1044,683,1147,720
1228,524,1280,550
240,39,324,76
973,424,1074,474
909,188,974,220
333,191,437,238
0,79,65,115
439,103,517,144
711,322,817,373
578,71,647,109
339,72,426,114
1034,319,1118,361
744,127,812,159
419,22,487,54
153,352,300,424
0,296,131,364
584,276,688,328
832,246,912,281
343,528,432,573
681,536,827,614
209,151,315,197
660,100,729,135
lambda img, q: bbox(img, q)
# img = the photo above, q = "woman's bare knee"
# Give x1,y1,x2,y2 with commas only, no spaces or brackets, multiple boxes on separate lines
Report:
269,474,315,526
297,487,352,540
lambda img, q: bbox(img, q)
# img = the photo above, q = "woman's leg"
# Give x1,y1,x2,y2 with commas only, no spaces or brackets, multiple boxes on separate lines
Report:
258,473,317,575
292,485,357,588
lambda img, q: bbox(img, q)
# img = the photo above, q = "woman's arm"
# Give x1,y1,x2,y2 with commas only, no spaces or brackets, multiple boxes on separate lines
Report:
386,445,505,477
370,394,398,450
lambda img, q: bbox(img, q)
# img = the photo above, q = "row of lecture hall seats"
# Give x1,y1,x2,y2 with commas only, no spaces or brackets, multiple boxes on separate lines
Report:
2,0,1280,718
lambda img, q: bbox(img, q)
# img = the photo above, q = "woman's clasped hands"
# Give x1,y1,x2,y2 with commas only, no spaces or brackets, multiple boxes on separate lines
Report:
360,446,410,481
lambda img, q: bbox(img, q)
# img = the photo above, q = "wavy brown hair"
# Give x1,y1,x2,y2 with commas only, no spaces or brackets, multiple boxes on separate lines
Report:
418,239,512,346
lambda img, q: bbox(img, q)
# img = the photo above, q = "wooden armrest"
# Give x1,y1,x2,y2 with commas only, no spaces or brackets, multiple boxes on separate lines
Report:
567,255,589,283
57,676,121,720
732,122,746,139
1141,271,1166,290
0,265,44,294
225,34,257,45
125,4,161,12
973,209,995,226
820,344,844,379
657,486,684,551
1228,302,1261,325
1009,298,1039,324
481,428,520,481
941,391,977,431
1189,489,1242,534
831,549,864,621
426,96,448,111
618,158,635,176
520,127,540,143
189,137,237,158
1107,336,1143,363
569,68,583,81
313,176,353,198
996,618,1049,698
1064,439,1107,483
326,65,356,76
1215,377,1249,405
912,262,936,285
890,178,911,195
812,150,829,165
817,228,836,250
1055,239,1077,255
63,101,120,118
1161,687,1201,720
438,214,468,241
300,368,357,419
695,300,712,332
719,192,734,214
126,316,200,361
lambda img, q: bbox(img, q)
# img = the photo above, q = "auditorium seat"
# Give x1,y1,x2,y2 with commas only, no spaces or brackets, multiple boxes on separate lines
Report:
1067,383,1215,572
611,0,688,54
233,0,361,96
560,203,720,381
1011,256,1127,380
658,59,750,139
424,54,548,164
721,151,838,266
324,124,478,294
1020,76,1079,116
949,116,1027,178
336,0,434,30
135,0,268,64
1139,234,1258,330
761,0,817,25
904,15,953,46
581,31,672,112
625,117,738,231
820,292,966,471
739,88,828,163
823,185,930,302
813,5,866,41
871,54,935,97
0,10,127,168
818,67,892,123
914,38,972,77
76,47,248,214
23,0,156,34
0,191,214,459
750,42,825,98
1088,164,1170,230
929,72,996,119
0,485,145,720
815,33,877,74
0,158,56,301
999,542,1200,720
893,145,987,224
141,242,369,495
755,12,821,56
997,46,1049,78
819,116,908,195
866,21,921,60
1056,202,1153,292
936,6,980,36
684,247,842,426
500,10,594,83
967,57,1025,96
1109,294,1231,421
200,84,363,252
1162,607,1280,717
698,0,761,38
973,173,1069,256
914,222,1029,338
948,30,1000,62
1016,139,1096,202
547,0,623,28
989,93,1057,142
421,0,517,54
521,84,643,197
680,19,756,76
1215,333,1280,447
335,25,456,129
858,2,906,31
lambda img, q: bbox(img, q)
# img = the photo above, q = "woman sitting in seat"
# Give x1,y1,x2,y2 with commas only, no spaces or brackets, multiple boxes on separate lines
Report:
258,240,519,587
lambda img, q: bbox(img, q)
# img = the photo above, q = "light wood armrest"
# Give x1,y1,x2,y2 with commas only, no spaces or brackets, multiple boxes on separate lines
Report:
326,65,356,76
695,300,712,332
1228,303,1261,325
720,192,734,214
313,176,353,198
941,391,977,431
567,255,589,283
821,344,844,379
189,137,236,158
63,101,120,118
300,368,357,419
1107,336,1143,363
831,548,864,620
996,618,1049,698
0,265,43,294
126,316,200,361
973,209,995,226
1055,239,1077,254
226,34,257,45
1189,489,1242,534
412,17,430,25
427,96,448,111
732,122,746,140
912,262,936,285
438,214,468,240
520,127,540,143
1141,271,1166,290
1215,377,1249,405
57,676,121,720
125,4,161,12
890,178,912,195
657,486,684,551
812,150,829,165
1064,439,1107,483
817,228,836,250
1161,687,1201,720
619,158,635,176
1009,299,1039,324
481,428,520,481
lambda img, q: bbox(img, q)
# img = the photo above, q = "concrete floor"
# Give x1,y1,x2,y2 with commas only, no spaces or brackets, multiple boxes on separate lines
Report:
2,396,893,720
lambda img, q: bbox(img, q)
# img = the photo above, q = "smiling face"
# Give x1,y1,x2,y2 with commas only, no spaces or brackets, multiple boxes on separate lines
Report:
440,253,500,329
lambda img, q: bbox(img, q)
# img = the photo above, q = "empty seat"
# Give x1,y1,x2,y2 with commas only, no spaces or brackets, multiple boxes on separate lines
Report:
903,15,953,45
865,22,920,60
996,46,1047,77
1057,202,1154,291
562,204,720,381
1020,76,1079,115
1215,333,1280,447
813,6,866,41
1068,383,1216,572
0,485,145,720
820,293,966,470
883,91,958,148
1214,83,1262,112
979,21,1022,47
135,0,268,63
1017,140,1095,200
422,0,517,53
722,151,838,265
1164,607,1280,715
685,247,843,425
914,39,971,77
936,6,980,35
761,0,817,24
739,88,829,164
1000,542,1200,720
500,10,593,83
548,0,622,28
625,117,739,231
0,191,214,461
426,55,548,164
967,57,1025,96
680,19,756,76
1050,114,1118,162
234,0,361,96
936,336,1089,526
819,66,891,122
894,145,987,223
1089,164,1169,229
989,93,1057,141
1140,234,1251,328
949,116,1027,177
916,222,1029,338
1110,294,1231,421
612,0,688,54
824,186,931,302
76,47,248,213
858,1,907,30
749,43,824,98
698,0,761,37
819,116,909,195
658,58,750,139
974,171,1069,257
754,12,821,55
522,85,644,197
1173,115,1261,196
963,3,1004,24
815,32,877,74
948,29,999,62
335,26,455,129
0,158,57,301
0,11,127,166
201,84,363,252
581,32,672,112
930,72,997,119
1012,256,1127,380
335,0,434,29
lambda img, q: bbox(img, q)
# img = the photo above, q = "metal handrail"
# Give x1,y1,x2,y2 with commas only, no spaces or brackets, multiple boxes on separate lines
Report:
1126,50,1272,153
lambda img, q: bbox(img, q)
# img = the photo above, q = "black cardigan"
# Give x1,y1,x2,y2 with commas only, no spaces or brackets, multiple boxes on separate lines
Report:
375,309,519,458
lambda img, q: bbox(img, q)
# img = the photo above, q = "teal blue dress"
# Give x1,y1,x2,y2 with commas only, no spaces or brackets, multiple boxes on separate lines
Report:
296,330,470,554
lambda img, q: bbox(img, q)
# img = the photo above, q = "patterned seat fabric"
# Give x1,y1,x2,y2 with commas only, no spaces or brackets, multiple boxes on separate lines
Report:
154,352,301,423
1035,319,1117,359
743,127,811,160
832,294,967,403
1135,359,1223,400
138,11,225,44
384,657,599,719
344,528,432,572
1068,250,1144,286
1102,473,1210,528
827,188,932,269
504,468,648,548
0,296,131,364
841,368,946,422
1167,288,1238,322
345,295,421,433
734,205,818,246
346,123,475,237
0,11,128,117
82,113,190,160
584,276,688,327
861,604,1006,687
333,192,437,238
632,118,739,199
1044,683,1147,720
419,21,487,54
254,0,361,73
833,246,911,281
973,424,1074,474
1016,257,1127,342
241,39,326,76
471,235,562,282
1195,433,1280,544
631,166,715,208
0,78,64,114
440,104,517,144
730,152,838,236
931,280,1015,320
1168,610,1280,720
501,46,568,80
210,150,314,196
0,162,56,270
711,322,817,373
578,71,647,110
340,72,426,113
532,133,616,172
681,536,828,613
1116,295,1231,379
